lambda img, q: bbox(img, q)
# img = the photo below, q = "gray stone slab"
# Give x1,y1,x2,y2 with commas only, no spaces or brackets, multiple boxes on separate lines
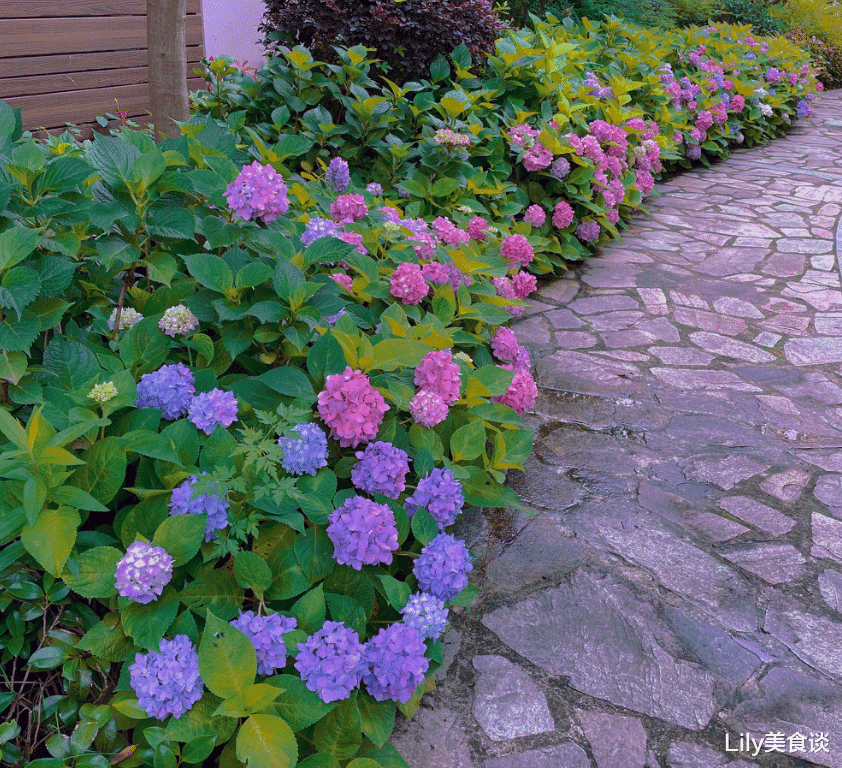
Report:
666,741,756,767
717,496,796,536
648,347,714,366
815,312,842,334
636,317,681,342
568,295,640,314
484,744,591,768
759,468,811,502
813,512,842,562
681,454,771,490
471,655,554,741
785,337,842,366
389,706,476,768
720,543,807,584
650,369,762,393
765,599,842,679
819,569,842,613
673,307,748,336
688,331,776,363
713,296,765,319
544,308,585,329
576,710,647,768
726,668,842,768
814,474,842,517
482,571,722,729
588,310,645,331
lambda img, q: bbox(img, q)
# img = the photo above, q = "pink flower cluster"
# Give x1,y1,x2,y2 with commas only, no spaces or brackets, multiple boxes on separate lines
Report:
317,367,389,448
523,144,553,171
330,273,353,292
390,262,430,305
415,350,461,406
509,124,541,147
331,194,367,224
225,161,290,223
467,217,490,241
409,390,449,428
500,234,534,270
433,217,469,247
524,205,546,227
552,201,574,229
492,365,537,415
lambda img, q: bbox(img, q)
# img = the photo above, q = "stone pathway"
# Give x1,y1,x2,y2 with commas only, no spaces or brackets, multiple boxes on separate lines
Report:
391,92,842,768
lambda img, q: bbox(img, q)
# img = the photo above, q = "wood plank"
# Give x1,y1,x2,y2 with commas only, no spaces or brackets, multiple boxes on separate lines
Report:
2,64,202,99
0,0,201,18
0,16,204,58
7,78,206,131
0,47,205,79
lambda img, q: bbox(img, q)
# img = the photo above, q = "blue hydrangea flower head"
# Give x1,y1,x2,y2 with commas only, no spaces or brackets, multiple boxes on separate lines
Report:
295,620,366,702
169,472,230,542
362,623,430,703
187,389,239,435
230,611,297,676
351,441,411,499
130,635,204,719
136,363,196,420
301,217,340,247
114,541,174,604
278,423,329,476
413,533,473,602
404,467,464,530
326,157,351,193
401,592,448,640
327,495,399,570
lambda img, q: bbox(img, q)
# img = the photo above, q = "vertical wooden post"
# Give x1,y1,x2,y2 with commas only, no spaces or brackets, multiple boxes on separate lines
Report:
147,0,188,141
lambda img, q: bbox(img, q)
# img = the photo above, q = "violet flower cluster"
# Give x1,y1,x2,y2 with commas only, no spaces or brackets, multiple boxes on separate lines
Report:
401,592,449,640
295,621,366,702
169,472,230,542
130,635,204,719
413,533,473,602
327,495,399,570
225,160,290,223
404,467,465,530
278,423,329,476
362,623,430,703
187,389,239,435
115,541,174,604
301,217,340,247
136,363,196,420
326,157,350,193
351,441,411,499
230,611,298,676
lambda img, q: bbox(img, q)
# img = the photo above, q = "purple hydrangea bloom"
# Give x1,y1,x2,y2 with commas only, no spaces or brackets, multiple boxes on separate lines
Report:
295,621,366,702
278,423,329,476
169,472,230,542
230,611,298,676
225,161,289,223
404,468,464,530
362,623,430,703
550,157,571,179
413,533,473,602
401,592,449,640
366,182,384,196
686,145,702,160
351,441,411,499
327,495,399,570
115,541,174,604
130,635,203,719
136,363,196,420
301,217,341,247
326,157,351,193
187,389,239,435
325,308,346,325
576,221,601,243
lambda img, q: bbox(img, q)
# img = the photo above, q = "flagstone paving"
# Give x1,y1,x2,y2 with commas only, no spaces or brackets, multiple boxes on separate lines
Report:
390,91,842,768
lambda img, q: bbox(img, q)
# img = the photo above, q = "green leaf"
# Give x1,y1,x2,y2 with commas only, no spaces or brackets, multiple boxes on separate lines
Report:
356,740,409,768
274,134,314,159
69,437,127,505
27,645,68,670
296,756,340,768
313,695,362,760
347,760,384,768
62,546,121,598
121,585,179,650
0,226,39,271
325,593,366,638
323,567,375,618
235,262,273,290
147,205,196,241
21,506,79,577
183,254,234,293
257,367,314,397
200,215,242,249
181,735,217,764
49,484,109,511
199,609,257,698
120,317,170,375
160,418,200,467
200,426,238,470
23,476,47,527
266,675,339,731
265,547,310,601
376,574,410,611
449,419,485,462
410,508,439,545
371,339,433,371
430,177,460,198
75,614,134,662
429,55,451,83
357,694,395,749
152,514,206,567
294,527,335,583
29,298,71,331
41,337,100,390
0,407,28,449
448,581,478,608
272,259,305,303
87,133,141,187
307,332,347,383
233,551,273,597
0,266,40,320
0,316,39,351
236,714,297,768
290,583,326,634
122,430,183,465
164,693,238,744
0,350,27,385
145,252,178,286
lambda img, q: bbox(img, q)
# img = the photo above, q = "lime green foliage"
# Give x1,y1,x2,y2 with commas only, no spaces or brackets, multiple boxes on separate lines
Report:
774,0,842,86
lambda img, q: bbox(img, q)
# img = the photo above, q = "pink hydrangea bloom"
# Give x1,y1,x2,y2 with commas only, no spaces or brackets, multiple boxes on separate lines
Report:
422,262,450,284
581,135,604,163
339,231,366,253
695,111,714,131
390,263,430,305
635,169,655,195
625,118,646,130
331,194,367,224
552,201,575,229
522,144,553,171
409,390,449,428
509,124,541,146
606,208,620,225
493,276,515,298
588,120,614,143
512,271,537,299
500,234,534,269
492,366,537,415
523,205,546,227
318,367,389,448
730,94,746,112
225,161,289,223
330,273,353,292
467,217,491,241
491,327,520,361
415,350,461,405
433,217,469,247
410,232,438,260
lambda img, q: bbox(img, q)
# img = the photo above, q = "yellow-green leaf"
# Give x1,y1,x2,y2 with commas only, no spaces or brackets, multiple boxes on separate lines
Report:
236,714,297,768
21,506,80,577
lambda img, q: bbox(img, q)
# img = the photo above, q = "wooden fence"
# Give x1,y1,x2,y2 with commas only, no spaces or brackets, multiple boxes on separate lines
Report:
0,0,207,138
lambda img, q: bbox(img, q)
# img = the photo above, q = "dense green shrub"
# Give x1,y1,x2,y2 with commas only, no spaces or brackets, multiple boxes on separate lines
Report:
774,0,842,87
711,0,786,35
259,0,506,80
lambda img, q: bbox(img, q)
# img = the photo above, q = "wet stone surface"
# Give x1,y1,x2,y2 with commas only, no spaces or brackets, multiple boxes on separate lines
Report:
391,93,842,767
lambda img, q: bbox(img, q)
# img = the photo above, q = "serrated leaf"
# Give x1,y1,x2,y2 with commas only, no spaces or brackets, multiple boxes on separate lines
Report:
313,695,362,760
290,583,326,634
61,546,121,598
119,317,170,375
41,336,101,389
233,551,272,596
376,574,410,611
357,694,395,749
0,266,40,320
0,226,38,271
325,593,366,638
410,507,440,543
449,419,485,462
153,513,206,567
294,527,335,583
236,714,297,768
0,316,39,351
199,610,257,699
266,675,339,731
0,350,27,385
21,506,79,577
371,339,432,371
121,585,180,650
69,436,127,505
257,366,314,397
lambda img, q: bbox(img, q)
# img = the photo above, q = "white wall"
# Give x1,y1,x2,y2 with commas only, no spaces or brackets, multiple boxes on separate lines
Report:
202,0,267,71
